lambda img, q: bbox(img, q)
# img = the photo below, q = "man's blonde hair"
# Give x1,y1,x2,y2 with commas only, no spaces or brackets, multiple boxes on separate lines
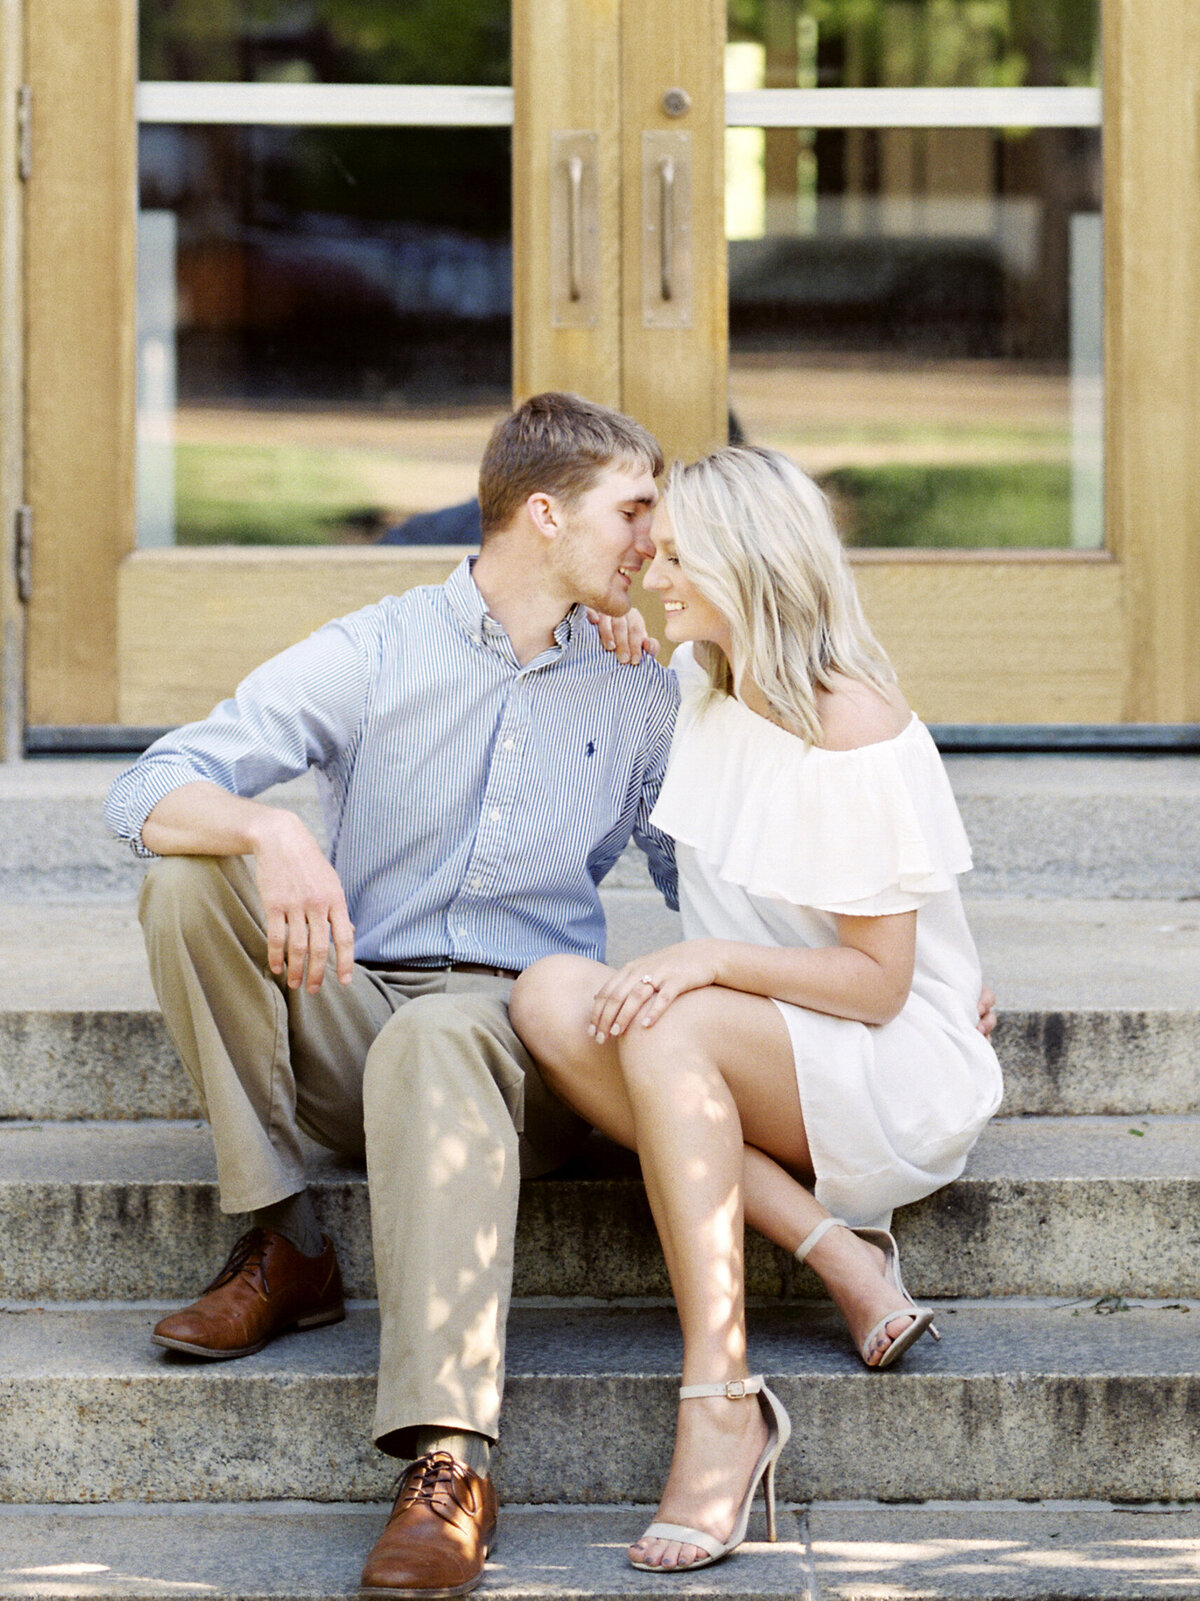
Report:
663,447,896,745
478,392,663,539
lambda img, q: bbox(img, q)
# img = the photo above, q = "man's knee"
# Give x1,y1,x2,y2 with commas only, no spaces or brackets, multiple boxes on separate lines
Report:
362,992,524,1103
139,855,266,989
139,854,229,935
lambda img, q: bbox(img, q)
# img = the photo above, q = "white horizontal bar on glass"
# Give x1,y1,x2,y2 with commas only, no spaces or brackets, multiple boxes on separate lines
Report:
136,81,514,126
725,86,1101,128
136,81,1101,131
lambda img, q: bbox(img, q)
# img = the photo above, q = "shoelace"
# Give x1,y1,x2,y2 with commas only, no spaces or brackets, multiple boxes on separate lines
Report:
204,1228,270,1296
394,1452,480,1526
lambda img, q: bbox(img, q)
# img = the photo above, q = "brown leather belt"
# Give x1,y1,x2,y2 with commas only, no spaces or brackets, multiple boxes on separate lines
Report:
363,959,521,981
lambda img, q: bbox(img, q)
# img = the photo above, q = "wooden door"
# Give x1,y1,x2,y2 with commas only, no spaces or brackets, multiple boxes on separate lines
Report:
17,0,1200,730
518,0,1200,725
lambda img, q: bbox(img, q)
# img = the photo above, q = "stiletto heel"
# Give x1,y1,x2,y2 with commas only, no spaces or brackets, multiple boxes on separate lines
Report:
763,1455,778,1542
794,1216,939,1369
629,1375,791,1572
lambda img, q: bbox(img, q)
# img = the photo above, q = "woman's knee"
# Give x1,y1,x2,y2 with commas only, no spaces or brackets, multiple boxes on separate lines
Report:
509,955,596,1058
615,995,714,1088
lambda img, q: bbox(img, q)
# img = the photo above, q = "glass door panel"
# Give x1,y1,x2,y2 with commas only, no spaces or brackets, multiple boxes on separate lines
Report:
138,123,511,547
25,0,1198,730
136,3,513,550
725,0,1102,550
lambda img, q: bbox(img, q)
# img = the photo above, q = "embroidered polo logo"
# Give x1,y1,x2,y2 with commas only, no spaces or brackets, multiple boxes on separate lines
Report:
585,741,596,757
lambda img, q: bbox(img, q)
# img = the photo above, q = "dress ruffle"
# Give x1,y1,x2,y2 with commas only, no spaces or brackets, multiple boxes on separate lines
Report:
653,648,972,916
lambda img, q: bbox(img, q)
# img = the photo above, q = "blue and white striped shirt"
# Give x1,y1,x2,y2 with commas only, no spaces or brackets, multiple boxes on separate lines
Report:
105,558,679,968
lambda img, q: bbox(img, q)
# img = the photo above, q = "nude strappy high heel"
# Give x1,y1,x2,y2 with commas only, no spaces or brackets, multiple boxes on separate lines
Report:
794,1215,940,1369
629,1375,792,1573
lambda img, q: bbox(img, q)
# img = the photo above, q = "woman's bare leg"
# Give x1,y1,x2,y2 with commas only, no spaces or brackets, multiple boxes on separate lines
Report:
511,959,925,1568
597,984,784,1567
511,958,926,1355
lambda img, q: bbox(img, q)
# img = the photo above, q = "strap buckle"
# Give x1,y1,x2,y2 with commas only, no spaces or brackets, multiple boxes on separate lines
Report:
724,1379,747,1400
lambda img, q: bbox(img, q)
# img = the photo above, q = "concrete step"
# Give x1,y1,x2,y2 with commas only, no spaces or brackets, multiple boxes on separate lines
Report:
943,755,1200,898
7,893,1198,1020
3,1301,1198,1505
4,754,1200,899
0,767,667,903
4,1000,1198,1122
2,1499,1197,1601
2,1116,1197,1303
3,897,1198,1122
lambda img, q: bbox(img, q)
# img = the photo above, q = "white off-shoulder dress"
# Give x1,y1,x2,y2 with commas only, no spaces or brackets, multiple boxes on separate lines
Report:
651,647,1003,1230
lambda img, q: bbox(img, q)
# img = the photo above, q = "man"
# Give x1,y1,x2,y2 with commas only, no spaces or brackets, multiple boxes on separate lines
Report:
105,391,678,1599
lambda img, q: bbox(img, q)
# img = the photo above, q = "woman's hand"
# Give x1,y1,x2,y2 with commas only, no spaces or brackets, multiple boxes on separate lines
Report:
977,984,997,1037
589,941,723,1042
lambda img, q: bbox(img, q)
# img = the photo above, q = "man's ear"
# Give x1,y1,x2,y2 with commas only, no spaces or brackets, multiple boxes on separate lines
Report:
526,491,560,541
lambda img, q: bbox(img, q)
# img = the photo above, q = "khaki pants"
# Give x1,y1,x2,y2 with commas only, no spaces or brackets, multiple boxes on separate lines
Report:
138,854,588,1454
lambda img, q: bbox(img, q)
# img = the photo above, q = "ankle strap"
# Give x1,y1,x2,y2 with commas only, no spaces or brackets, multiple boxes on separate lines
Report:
794,1215,849,1264
679,1375,764,1401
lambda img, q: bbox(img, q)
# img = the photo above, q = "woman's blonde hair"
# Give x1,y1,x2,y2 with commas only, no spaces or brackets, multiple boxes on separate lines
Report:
663,446,896,745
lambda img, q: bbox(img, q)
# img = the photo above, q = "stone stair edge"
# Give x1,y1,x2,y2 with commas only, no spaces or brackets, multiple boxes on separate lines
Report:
3,751,1200,901
1,1115,1198,1302
2,1499,1199,1601
4,1005,1197,1122
3,1303,1199,1505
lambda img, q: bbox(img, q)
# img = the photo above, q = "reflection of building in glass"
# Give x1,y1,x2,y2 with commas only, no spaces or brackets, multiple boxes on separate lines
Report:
139,124,513,407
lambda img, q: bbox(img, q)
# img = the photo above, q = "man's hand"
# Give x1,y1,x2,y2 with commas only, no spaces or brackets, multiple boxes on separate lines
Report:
977,984,997,1038
140,781,355,995
585,606,660,666
250,811,356,993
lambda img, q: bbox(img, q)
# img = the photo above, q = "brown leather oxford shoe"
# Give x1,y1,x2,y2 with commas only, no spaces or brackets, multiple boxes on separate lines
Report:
360,1452,498,1599
151,1226,344,1359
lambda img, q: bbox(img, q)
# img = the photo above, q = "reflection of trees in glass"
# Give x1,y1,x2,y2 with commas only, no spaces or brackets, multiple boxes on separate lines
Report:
725,1,1100,365
727,0,1098,89
140,0,511,86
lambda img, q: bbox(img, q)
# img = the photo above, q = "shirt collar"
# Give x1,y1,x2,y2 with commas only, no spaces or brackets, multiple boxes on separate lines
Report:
443,556,581,656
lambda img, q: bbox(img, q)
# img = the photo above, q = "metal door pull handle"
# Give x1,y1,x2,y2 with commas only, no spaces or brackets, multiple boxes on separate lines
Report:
567,154,584,302
659,155,675,302
551,131,597,327
641,129,690,327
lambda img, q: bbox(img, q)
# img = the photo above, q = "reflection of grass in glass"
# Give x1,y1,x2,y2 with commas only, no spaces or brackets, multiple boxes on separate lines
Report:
823,464,1072,548
787,425,1069,451
174,443,389,546
173,442,1074,550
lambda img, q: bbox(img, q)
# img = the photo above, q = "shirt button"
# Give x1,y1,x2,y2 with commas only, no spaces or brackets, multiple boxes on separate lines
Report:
502,739,515,751
489,808,501,822
470,878,483,891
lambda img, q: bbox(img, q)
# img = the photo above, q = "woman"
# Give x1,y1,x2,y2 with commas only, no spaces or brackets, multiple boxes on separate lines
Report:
509,447,1003,1574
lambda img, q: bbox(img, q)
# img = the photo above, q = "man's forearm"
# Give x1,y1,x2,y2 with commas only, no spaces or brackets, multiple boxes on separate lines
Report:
140,780,304,859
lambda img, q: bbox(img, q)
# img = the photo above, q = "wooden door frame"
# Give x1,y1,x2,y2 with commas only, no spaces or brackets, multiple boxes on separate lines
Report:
15,0,1200,729
1103,1,1200,720
23,0,136,726
0,0,26,755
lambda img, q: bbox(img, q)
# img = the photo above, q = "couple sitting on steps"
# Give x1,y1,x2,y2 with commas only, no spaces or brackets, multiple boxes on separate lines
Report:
106,391,1002,1596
